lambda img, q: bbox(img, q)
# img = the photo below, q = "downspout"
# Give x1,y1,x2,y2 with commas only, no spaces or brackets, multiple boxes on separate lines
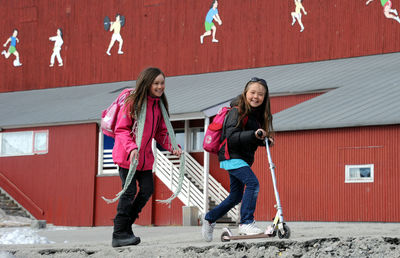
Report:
203,117,210,214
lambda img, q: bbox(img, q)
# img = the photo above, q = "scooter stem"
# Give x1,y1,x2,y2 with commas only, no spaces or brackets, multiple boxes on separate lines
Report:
265,138,284,223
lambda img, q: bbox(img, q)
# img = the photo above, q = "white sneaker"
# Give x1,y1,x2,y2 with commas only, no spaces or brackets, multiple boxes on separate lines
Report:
238,221,263,235
200,35,204,44
212,39,218,43
106,51,111,56
1,50,5,56
118,51,124,54
201,217,216,242
393,9,398,16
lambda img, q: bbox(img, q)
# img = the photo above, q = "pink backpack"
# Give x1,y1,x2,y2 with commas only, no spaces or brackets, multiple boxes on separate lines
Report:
101,88,133,138
203,107,233,154
203,107,248,155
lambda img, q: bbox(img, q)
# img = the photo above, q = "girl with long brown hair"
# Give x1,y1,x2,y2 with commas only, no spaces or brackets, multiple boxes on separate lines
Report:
202,77,274,242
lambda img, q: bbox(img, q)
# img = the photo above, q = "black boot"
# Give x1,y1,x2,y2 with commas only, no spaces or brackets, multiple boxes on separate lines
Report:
112,235,140,247
112,218,140,247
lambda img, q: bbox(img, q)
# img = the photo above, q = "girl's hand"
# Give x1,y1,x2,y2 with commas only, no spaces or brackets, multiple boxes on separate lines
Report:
255,129,267,140
268,137,275,147
129,149,138,163
172,148,182,158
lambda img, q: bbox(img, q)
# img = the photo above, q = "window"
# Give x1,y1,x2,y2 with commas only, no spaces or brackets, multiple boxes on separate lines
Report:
190,128,204,152
174,129,185,151
345,164,374,183
101,134,118,175
0,130,48,157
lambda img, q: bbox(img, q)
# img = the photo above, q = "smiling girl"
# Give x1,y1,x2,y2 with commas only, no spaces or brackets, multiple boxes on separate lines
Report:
202,77,274,242
111,67,182,247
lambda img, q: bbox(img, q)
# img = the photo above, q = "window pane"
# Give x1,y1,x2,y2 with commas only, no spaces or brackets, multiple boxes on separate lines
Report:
359,168,371,178
190,128,204,151
175,131,185,151
2,132,33,156
34,132,48,152
349,168,359,178
195,130,204,150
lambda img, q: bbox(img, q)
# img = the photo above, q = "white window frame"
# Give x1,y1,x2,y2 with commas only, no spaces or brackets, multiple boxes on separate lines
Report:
188,127,204,153
33,130,49,154
0,130,49,157
345,164,374,183
98,131,118,176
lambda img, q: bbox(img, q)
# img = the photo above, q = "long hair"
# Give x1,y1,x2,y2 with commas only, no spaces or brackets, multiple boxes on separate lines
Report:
58,28,63,39
210,0,217,9
125,67,169,119
236,80,274,137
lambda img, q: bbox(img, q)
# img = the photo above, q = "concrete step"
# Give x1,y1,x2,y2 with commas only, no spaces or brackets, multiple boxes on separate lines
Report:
0,190,31,218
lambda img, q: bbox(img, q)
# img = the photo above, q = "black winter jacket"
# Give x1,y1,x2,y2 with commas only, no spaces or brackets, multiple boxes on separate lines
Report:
218,101,266,167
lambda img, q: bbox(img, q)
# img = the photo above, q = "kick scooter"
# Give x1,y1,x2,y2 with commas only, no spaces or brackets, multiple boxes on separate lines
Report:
221,134,291,242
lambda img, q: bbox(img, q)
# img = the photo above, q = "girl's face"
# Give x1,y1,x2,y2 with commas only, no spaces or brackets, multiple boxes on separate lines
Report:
245,82,266,108
13,30,18,37
149,74,165,97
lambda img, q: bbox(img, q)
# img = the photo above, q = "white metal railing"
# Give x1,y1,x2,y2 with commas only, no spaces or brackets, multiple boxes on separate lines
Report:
155,149,239,222
154,149,204,213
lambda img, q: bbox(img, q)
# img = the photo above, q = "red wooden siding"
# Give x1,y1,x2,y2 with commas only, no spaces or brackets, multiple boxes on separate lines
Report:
252,125,400,222
1,0,400,92
0,123,98,226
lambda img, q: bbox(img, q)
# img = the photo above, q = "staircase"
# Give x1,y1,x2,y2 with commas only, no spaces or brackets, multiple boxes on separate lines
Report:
0,189,31,218
154,149,239,224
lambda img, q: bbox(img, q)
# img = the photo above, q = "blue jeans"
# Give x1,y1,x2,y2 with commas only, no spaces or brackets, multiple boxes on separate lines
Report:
205,166,260,224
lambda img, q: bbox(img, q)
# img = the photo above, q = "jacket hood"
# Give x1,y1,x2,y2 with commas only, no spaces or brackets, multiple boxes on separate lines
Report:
230,95,240,107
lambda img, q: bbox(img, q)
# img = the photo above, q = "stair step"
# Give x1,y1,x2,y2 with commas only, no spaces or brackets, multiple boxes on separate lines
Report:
0,190,31,218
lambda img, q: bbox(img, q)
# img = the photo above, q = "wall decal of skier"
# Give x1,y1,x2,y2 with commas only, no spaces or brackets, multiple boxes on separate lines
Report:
366,0,400,24
291,0,307,32
49,28,64,67
200,0,222,44
1,29,22,67
104,14,126,56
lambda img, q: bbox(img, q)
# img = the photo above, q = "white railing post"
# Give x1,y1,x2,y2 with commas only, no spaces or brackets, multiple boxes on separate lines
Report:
188,182,191,206
170,163,174,190
203,116,210,214
152,139,157,172
98,130,104,175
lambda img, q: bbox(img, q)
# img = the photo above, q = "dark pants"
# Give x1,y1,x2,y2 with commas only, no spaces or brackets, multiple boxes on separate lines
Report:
113,167,154,239
205,166,260,224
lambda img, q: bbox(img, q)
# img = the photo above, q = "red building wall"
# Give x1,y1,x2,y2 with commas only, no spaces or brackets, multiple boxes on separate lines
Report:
0,123,98,226
1,0,399,92
253,125,400,222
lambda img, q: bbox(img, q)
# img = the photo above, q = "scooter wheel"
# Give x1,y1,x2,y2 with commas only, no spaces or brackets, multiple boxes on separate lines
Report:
221,231,231,242
278,223,291,239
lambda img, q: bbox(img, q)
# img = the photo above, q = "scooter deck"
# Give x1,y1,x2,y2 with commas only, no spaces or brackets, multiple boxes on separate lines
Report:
223,233,274,241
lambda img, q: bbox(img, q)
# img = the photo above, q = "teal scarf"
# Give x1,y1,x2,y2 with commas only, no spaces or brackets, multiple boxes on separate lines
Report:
102,98,185,205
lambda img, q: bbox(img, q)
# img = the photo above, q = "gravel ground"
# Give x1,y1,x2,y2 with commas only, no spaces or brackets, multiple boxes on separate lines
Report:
1,219,400,257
